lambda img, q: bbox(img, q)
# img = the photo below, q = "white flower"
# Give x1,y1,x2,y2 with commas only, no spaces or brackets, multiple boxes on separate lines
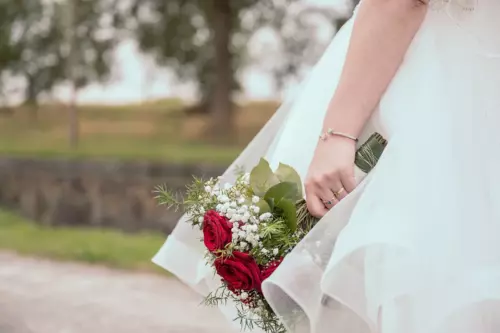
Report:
235,190,241,196
273,248,279,255
233,232,239,240
262,248,269,254
204,186,212,193
241,215,249,223
240,292,249,300
216,204,223,211
238,231,246,238
259,212,273,221
238,197,245,204
218,195,229,203
252,206,260,214
238,206,248,214
252,196,260,204
224,183,232,190
230,201,237,208
240,241,248,248
199,207,205,214
242,173,250,183
198,216,204,223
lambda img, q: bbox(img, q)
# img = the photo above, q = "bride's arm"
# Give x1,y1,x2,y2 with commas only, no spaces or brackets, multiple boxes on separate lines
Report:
325,0,428,137
306,0,428,217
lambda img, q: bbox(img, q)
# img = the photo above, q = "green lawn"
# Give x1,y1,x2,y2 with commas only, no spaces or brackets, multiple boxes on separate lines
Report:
0,209,169,274
0,100,277,164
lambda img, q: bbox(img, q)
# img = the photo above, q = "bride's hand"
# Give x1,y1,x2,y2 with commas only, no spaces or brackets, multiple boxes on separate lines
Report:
305,136,357,218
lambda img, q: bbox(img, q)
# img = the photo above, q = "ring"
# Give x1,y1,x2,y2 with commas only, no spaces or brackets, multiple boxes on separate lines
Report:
333,187,345,197
322,197,337,206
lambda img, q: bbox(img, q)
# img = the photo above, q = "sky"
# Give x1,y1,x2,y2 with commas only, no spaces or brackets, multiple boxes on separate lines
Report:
51,0,352,105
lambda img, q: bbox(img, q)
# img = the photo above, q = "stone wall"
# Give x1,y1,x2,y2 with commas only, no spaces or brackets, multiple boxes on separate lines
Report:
0,157,226,234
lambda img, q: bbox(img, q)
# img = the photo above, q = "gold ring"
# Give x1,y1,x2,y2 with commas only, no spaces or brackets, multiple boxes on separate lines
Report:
323,197,337,206
333,187,345,197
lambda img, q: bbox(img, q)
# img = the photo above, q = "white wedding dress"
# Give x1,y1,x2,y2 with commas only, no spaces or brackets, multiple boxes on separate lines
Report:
153,1,500,332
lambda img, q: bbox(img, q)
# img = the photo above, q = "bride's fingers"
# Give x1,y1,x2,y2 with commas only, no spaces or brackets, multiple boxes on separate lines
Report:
305,182,330,217
327,178,347,202
340,169,357,193
318,187,339,209
306,194,329,217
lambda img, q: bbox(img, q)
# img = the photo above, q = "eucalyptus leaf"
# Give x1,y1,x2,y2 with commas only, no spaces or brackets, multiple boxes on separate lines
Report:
264,182,300,204
256,199,272,214
265,197,275,211
250,158,279,196
276,198,297,232
274,163,303,196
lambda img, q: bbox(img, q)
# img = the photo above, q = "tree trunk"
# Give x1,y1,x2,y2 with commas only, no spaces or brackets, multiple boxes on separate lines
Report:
65,0,79,149
68,82,79,149
24,75,38,122
210,0,233,140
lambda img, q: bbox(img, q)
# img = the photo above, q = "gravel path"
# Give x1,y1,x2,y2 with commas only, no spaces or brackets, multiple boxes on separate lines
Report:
0,252,235,333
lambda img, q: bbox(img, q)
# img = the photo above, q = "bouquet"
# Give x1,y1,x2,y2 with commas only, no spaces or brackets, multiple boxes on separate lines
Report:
156,133,387,333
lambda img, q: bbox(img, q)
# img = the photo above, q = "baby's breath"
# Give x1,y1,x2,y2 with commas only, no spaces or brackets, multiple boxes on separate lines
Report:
156,170,319,333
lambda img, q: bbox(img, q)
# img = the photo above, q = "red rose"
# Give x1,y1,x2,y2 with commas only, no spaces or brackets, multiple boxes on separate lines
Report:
203,210,232,253
214,251,263,292
261,258,283,281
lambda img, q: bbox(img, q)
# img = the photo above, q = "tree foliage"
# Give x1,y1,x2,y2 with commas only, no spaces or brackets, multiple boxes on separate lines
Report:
129,0,341,100
0,0,119,106
124,0,343,136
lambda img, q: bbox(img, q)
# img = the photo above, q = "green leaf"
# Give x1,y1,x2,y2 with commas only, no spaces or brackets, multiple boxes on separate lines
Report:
275,198,297,232
264,182,300,205
256,199,271,214
354,132,388,173
250,158,279,196
274,163,303,197
265,197,275,211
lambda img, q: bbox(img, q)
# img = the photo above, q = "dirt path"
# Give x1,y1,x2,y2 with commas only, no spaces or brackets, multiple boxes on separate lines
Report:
0,252,235,333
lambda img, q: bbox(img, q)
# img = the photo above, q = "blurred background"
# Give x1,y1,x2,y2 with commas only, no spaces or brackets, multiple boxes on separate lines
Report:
0,0,358,332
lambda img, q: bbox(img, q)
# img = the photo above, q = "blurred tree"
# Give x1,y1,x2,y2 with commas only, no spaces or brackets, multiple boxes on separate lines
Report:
336,0,361,29
127,0,340,139
0,0,43,110
0,0,118,132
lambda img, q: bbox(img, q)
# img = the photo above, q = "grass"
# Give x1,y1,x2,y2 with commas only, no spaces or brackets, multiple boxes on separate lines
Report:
0,99,278,164
0,209,169,273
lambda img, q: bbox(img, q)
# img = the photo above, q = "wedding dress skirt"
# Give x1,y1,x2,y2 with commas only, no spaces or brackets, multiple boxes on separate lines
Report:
153,1,500,332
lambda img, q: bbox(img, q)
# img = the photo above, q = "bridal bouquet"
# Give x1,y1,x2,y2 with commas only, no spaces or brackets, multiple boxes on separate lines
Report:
155,133,387,333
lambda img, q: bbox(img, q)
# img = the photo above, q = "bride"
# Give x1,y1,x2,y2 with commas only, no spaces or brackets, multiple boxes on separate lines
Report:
153,0,500,332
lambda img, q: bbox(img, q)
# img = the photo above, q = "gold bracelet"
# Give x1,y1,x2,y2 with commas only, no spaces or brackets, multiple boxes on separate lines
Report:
319,128,358,142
